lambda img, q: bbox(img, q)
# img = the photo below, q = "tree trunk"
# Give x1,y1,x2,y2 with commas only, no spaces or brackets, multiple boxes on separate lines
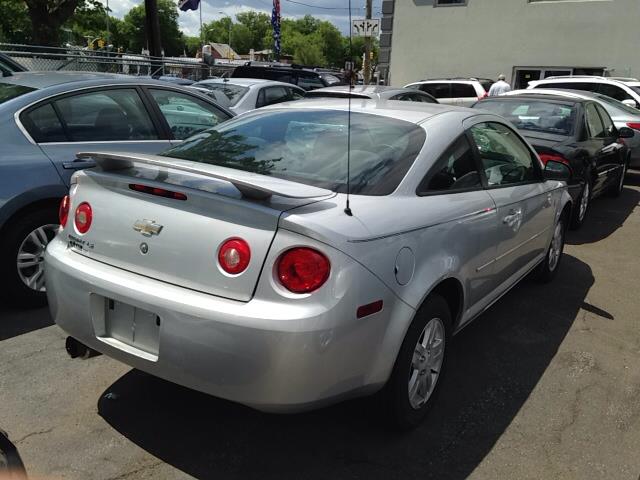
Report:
25,0,82,47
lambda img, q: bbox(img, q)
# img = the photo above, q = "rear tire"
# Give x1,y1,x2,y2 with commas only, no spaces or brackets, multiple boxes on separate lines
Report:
608,161,626,198
534,212,567,283
381,294,452,430
0,207,59,308
570,179,590,230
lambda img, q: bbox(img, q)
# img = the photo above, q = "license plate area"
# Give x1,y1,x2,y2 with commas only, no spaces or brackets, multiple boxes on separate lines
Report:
91,295,160,360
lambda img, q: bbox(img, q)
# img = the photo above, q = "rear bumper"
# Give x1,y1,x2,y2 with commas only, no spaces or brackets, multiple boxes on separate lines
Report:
45,237,413,413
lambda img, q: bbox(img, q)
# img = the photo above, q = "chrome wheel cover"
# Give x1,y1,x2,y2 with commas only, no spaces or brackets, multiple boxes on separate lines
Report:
548,220,563,272
408,317,445,410
16,224,58,292
578,182,589,222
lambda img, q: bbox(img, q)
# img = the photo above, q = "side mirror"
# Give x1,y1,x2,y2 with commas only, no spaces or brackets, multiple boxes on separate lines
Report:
544,160,571,181
622,99,639,109
618,126,635,139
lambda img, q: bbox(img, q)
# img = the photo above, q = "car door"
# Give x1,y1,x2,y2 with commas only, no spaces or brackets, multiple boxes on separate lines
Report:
21,87,171,187
416,133,499,323
145,87,232,143
450,82,478,107
468,121,556,289
583,102,624,195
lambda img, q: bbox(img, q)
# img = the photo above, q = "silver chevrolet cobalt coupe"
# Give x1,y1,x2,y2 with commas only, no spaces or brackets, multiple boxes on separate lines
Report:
45,99,572,428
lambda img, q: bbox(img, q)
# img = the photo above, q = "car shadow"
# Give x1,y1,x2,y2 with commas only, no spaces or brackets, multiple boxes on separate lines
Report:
566,181,639,246
0,305,52,341
97,254,597,480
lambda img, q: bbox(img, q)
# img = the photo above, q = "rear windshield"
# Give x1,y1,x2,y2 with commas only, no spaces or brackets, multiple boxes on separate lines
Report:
476,99,576,136
0,83,35,104
628,86,640,97
321,73,342,85
161,109,426,195
593,93,640,115
193,83,248,106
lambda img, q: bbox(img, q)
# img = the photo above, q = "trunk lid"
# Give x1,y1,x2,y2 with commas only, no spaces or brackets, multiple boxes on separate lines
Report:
64,152,333,302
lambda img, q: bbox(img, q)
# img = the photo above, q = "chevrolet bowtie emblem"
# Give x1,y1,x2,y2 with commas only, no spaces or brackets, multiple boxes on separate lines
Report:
133,219,163,237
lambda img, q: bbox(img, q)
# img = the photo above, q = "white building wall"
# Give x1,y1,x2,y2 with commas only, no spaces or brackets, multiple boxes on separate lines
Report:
389,0,640,87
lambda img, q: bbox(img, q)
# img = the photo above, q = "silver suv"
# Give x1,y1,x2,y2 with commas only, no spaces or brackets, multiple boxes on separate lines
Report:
404,77,493,107
528,76,640,109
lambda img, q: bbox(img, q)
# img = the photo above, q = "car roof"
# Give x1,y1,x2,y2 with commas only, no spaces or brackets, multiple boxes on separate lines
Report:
508,88,598,100
477,93,585,106
261,97,478,124
308,85,405,95
531,76,630,86
0,71,163,89
195,78,294,88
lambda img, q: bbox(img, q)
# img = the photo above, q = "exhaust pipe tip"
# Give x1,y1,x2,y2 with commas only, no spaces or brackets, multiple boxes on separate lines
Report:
65,337,100,359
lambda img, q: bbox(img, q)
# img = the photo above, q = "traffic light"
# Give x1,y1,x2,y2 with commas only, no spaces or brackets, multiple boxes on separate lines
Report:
369,51,374,60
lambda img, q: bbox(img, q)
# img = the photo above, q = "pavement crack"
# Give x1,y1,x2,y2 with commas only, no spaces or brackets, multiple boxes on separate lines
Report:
14,427,54,444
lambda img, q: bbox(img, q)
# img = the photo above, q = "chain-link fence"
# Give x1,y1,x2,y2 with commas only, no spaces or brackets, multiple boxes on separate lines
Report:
0,43,236,81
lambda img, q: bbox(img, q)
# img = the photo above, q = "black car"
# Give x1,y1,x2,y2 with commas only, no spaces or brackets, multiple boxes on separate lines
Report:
473,94,633,228
0,52,27,77
231,63,343,91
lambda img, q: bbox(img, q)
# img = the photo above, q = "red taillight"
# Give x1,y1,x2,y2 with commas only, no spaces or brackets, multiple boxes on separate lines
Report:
59,195,70,227
129,184,187,200
74,202,93,234
277,247,330,294
539,153,570,166
218,238,251,274
627,122,640,131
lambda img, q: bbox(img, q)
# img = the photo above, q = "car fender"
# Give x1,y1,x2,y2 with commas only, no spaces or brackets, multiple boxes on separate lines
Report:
0,183,68,232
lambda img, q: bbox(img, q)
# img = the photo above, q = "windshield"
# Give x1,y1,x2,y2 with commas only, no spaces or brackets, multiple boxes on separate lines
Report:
193,83,249,106
0,83,35,104
161,109,425,195
476,99,575,136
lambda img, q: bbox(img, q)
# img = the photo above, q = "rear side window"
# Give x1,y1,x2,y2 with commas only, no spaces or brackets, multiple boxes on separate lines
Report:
256,86,290,108
536,82,598,93
419,135,481,194
597,83,633,102
0,83,35,104
595,104,615,136
297,74,325,90
22,103,67,143
149,89,229,140
451,83,477,98
54,89,158,142
162,110,426,195
584,103,606,138
420,83,450,98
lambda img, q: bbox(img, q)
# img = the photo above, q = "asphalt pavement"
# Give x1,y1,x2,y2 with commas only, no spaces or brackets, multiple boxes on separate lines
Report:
1,173,639,480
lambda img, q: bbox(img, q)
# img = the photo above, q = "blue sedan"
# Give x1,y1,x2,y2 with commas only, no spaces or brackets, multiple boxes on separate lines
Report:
0,72,233,306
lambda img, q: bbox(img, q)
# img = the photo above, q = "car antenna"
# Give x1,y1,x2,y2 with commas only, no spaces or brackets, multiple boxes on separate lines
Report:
344,0,353,217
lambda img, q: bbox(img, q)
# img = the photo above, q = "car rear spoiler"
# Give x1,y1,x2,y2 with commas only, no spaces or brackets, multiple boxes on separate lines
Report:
76,152,334,200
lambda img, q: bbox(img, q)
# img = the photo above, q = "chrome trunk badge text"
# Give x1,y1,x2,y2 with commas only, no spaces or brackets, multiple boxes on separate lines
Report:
133,219,163,237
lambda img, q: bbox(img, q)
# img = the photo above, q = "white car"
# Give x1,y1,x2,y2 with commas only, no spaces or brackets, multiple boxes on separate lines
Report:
191,78,306,114
404,78,494,107
528,76,640,110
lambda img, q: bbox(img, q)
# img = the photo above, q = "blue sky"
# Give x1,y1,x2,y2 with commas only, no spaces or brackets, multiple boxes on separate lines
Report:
105,0,384,36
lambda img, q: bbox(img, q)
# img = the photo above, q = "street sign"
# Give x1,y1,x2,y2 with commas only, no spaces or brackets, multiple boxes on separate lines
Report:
351,19,380,37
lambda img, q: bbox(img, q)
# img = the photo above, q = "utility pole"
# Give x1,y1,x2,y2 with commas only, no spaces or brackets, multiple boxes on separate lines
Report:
363,0,372,85
145,0,163,75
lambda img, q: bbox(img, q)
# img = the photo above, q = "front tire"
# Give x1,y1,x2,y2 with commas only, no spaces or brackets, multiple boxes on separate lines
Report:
0,207,59,308
382,294,452,430
570,179,590,230
534,212,566,283
608,161,627,198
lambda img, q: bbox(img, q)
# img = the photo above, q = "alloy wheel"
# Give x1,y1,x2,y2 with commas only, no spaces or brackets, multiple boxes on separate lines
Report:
16,224,58,292
408,317,445,410
578,182,590,222
548,220,564,272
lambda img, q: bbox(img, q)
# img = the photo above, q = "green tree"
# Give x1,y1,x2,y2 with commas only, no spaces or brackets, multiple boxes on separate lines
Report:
202,16,232,45
235,11,270,51
184,35,201,57
120,0,184,56
230,23,252,55
0,0,32,44
315,21,343,67
24,0,83,46
294,41,325,66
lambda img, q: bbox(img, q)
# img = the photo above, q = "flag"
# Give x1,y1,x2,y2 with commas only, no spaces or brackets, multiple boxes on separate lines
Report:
271,0,281,60
178,0,200,12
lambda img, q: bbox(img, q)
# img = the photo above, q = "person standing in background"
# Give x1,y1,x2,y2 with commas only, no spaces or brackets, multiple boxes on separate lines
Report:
489,74,512,96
